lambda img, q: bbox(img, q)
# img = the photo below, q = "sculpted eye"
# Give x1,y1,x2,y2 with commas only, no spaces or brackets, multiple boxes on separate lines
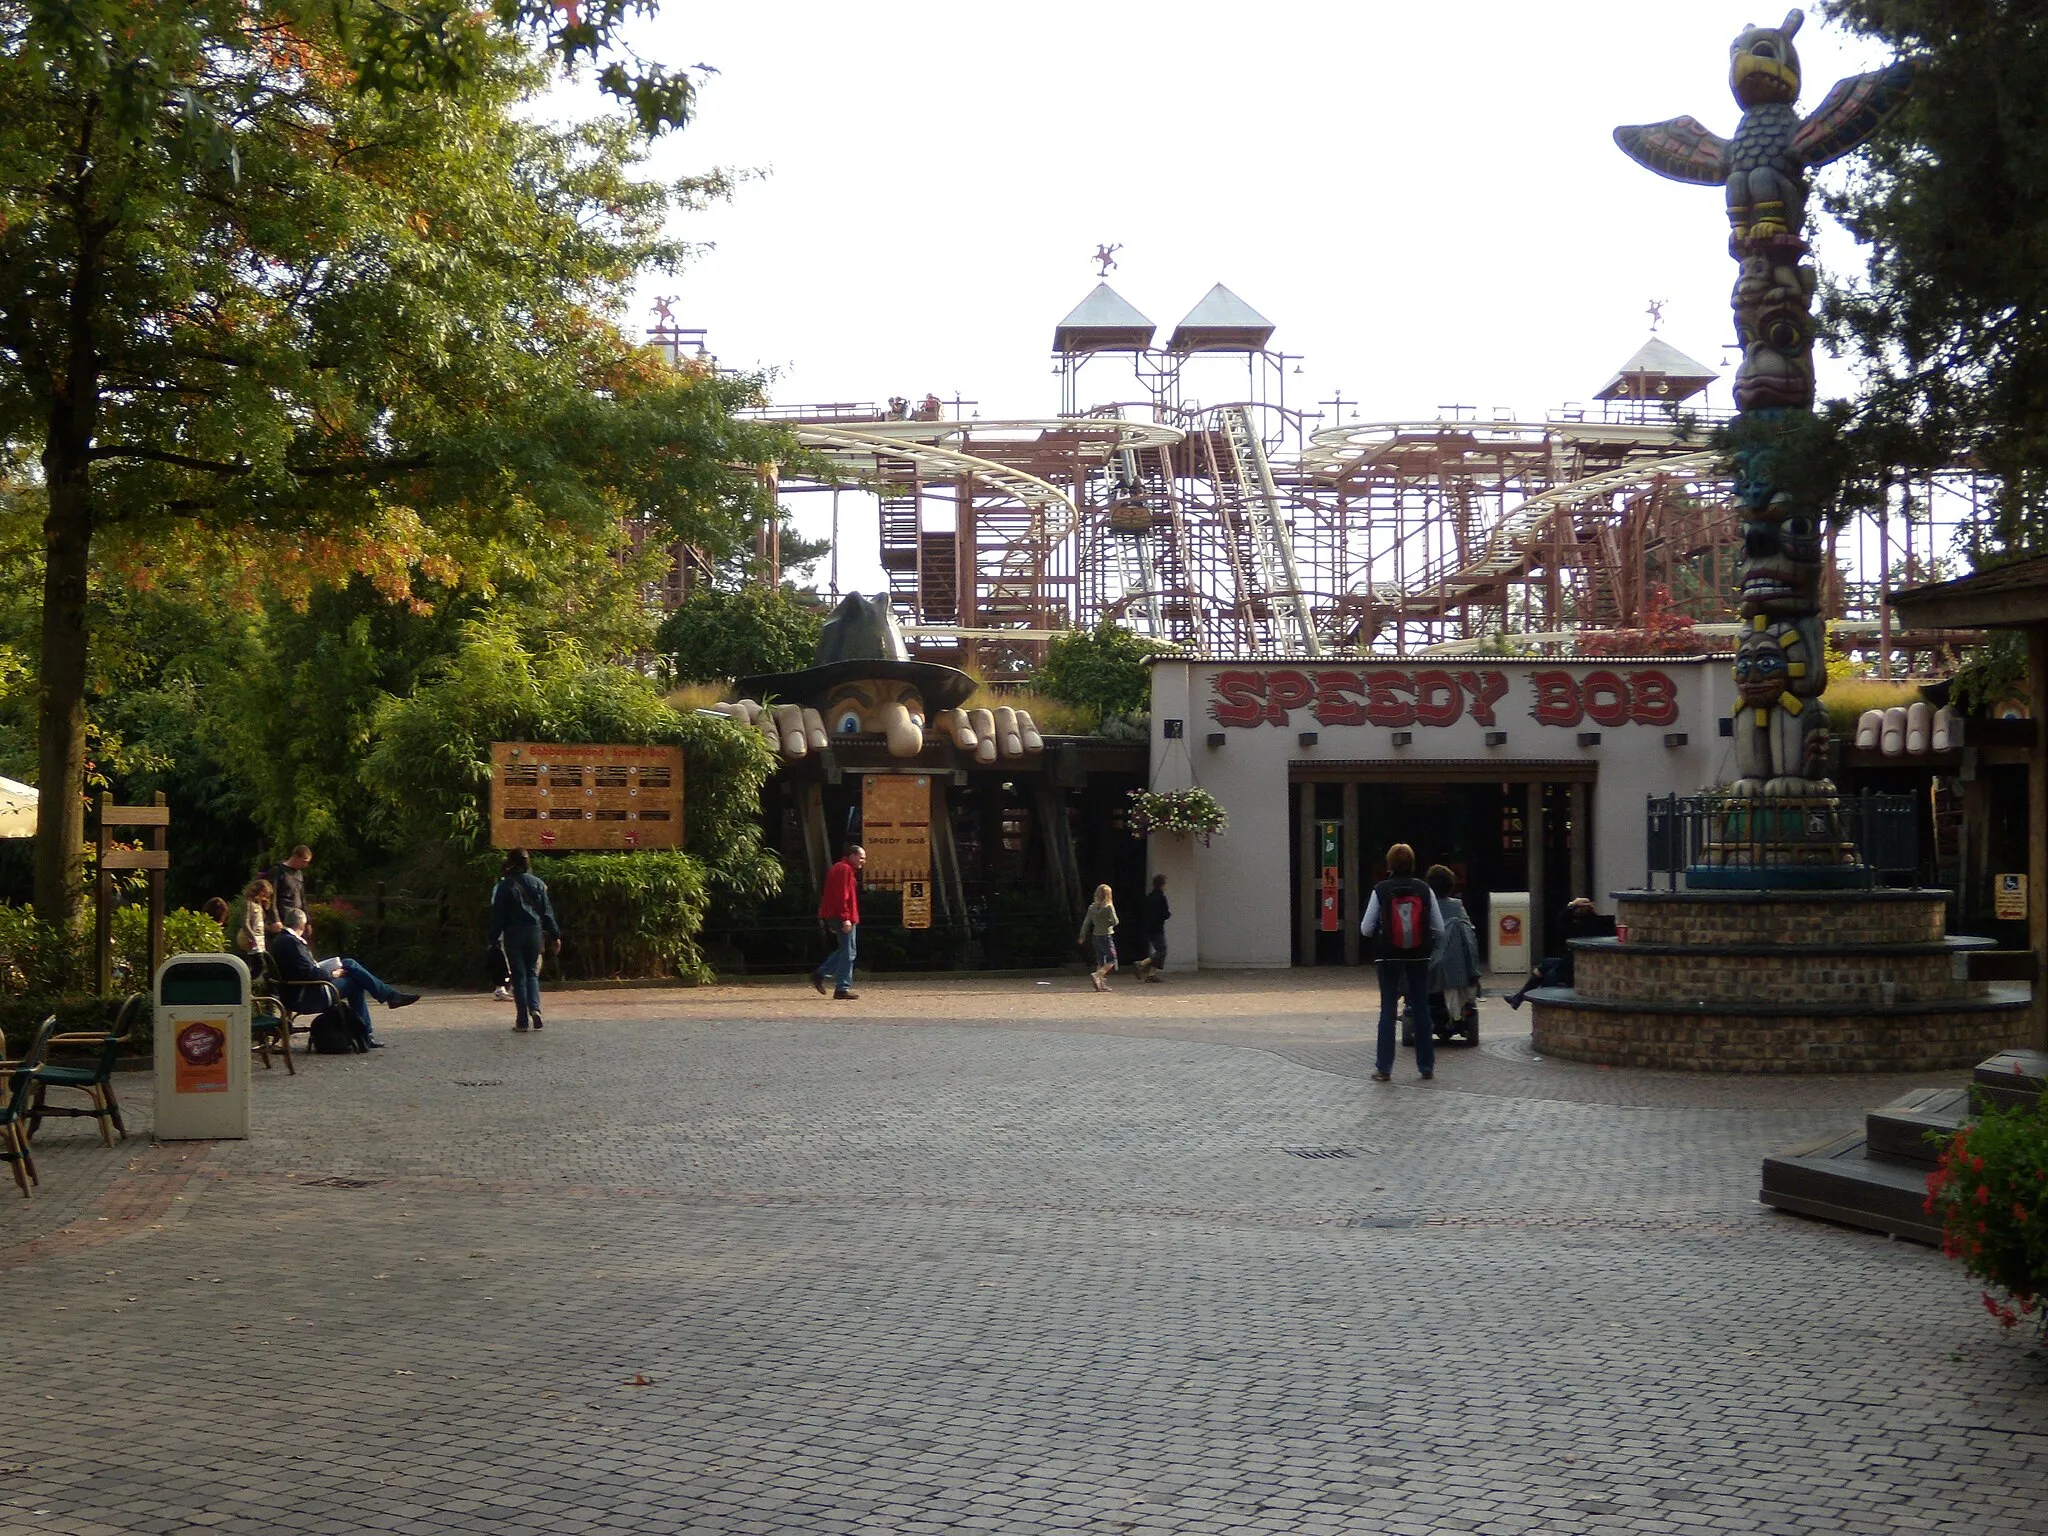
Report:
835,711,862,734
1786,516,1816,538
1752,41,1778,59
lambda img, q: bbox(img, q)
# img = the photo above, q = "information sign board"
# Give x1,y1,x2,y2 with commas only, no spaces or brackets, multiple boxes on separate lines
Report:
902,878,933,929
491,743,684,850
862,773,931,884
1996,872,2028,921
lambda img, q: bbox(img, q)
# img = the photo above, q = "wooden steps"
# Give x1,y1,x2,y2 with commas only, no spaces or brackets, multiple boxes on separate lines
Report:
1760,1052,2048,1246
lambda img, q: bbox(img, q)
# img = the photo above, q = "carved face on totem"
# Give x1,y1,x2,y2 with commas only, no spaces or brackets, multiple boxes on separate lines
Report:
1732,441,1824,617
1733,626,1790,710
1728,10,1803,108
1731,252,1817,412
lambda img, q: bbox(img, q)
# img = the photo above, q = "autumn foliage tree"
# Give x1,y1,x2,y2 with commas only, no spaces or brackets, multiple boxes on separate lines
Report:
0,2,789,925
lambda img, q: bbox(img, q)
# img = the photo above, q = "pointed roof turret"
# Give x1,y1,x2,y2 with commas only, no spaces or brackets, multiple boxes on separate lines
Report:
1594,336,1718,402
1052,283,1155,354
1168,283,1275,352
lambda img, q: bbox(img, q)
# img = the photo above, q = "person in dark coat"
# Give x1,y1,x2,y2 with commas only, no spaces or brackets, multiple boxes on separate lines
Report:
490,848,561,1032
1135,874,1171,982
268,908,417,1047
1506,898,1609,1008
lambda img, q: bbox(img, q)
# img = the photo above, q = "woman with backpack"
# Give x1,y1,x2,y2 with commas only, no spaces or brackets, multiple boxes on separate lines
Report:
1359,842,1444,1082
490,849,561,1032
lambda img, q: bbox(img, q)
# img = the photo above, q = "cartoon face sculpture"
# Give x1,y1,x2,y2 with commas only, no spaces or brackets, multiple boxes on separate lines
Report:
821,679,928,757
716,593,1045,765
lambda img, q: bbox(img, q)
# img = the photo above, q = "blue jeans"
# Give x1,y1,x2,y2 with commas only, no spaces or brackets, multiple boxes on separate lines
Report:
1376,958,1434,1076
816,923,857,992
502,927,544,1027
334,958,398,1042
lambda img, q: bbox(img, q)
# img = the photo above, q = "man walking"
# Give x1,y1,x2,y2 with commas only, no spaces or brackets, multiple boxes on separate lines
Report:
1135,873,1170,982
268,845,313,931
1360,842,1444,1082
814,845,865,1001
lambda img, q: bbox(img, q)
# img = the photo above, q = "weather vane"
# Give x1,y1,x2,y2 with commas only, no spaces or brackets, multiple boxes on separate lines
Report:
1645,298,1667,332
652,295,676,325
1092,243,1121,278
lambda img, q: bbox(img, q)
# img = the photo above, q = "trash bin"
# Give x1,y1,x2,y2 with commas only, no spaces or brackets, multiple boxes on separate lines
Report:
154,953,251,1140
1489,891,1531,978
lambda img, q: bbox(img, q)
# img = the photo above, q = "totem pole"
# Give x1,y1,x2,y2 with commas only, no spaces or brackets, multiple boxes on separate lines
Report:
1616,11,1911,812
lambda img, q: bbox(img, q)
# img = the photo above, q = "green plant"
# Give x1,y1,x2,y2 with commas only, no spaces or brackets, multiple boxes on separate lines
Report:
109,905,226,987
1035,622,1175,719
532,852,713,981
1950,631,2030,717
1821,678,1924,734
1927,1100,2048,1332
1126,788,1227,845
657,586,826,685
0,903,82,996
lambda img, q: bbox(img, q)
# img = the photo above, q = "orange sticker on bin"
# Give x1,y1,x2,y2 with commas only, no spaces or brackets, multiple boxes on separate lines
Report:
174,1020,230,1094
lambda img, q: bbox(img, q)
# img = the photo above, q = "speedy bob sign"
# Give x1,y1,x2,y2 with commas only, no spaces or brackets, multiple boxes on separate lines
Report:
1208,667,1682,731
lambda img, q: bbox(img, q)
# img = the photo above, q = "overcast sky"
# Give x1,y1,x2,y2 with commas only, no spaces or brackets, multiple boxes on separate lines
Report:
586,2,1897,594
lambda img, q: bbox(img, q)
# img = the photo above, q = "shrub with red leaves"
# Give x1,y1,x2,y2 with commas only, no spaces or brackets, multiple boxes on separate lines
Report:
1926,1100,2048,1333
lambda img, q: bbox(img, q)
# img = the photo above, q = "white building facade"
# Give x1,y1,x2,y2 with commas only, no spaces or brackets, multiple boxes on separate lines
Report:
1146,656,1739,970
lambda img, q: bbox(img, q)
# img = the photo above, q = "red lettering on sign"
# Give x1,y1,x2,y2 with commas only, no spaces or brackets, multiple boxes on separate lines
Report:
1212,670,1265,726
1582,670,1631,729
1360,670,1412,727
1312,670,1366,727
1628,670,1680,726
1266,670,1314,725
1413,670,1461,727
1530,671,1583,727
1456,670,1509,726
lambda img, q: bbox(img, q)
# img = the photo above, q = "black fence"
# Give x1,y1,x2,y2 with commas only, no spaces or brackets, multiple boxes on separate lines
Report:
1644,791,1920,891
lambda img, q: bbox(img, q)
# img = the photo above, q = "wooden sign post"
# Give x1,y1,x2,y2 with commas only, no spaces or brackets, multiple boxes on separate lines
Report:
95,791,170,997
490,743,685,851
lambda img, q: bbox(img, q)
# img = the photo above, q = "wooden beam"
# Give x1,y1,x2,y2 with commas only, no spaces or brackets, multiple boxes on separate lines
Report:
1893,590,2048,630
100,804,171,826
100,848,171,871
2030,626,2048,1052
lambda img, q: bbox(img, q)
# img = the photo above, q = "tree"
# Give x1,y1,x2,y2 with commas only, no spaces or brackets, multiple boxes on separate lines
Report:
0,4,792,925
656,586,825,684
1035,622,1175,720
1820,1,2048,551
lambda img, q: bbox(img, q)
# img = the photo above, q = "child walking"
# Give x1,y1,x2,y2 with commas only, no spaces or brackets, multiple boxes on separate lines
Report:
1079,883,1120,992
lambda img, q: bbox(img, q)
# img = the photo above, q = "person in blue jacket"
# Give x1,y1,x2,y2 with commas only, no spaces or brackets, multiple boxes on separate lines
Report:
491,848,561,1032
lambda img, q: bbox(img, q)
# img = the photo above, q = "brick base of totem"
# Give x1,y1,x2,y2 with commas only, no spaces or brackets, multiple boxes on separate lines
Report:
1528,889,2030,1073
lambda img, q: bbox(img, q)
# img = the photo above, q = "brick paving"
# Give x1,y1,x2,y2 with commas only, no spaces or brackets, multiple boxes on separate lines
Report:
3,970,2045,1535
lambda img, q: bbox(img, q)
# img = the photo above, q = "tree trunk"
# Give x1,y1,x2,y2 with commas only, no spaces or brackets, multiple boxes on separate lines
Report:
34,454,92,930
36,113,102,932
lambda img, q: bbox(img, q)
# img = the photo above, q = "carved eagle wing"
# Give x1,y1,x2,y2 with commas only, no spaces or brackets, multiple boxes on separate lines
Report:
1792,59,1916,167
1613,116,1730,185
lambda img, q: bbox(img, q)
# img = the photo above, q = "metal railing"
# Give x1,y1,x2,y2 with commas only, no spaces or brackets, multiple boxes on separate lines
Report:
1644,791,1920,890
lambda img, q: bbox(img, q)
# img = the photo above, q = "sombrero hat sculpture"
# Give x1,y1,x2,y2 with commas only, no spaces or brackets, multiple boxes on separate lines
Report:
713,593,1043,763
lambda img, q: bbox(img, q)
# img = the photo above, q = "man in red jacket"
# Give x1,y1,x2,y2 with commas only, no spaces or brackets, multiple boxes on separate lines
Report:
813,845,866,1000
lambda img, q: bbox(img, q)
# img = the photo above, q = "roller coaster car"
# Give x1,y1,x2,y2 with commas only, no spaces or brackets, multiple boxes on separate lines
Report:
1107,498,1152,536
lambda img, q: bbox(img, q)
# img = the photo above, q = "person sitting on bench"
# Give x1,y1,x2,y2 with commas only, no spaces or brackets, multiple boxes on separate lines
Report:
267,908,419,1048
1505,897,1610,1010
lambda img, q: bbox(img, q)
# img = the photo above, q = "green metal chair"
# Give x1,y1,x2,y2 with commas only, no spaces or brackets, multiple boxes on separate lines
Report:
0,1018,58,1197
248,947,329,1071
26,992,145,1147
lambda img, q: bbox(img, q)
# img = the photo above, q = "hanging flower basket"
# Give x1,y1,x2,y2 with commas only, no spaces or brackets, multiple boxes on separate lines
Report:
1126,787,1227,845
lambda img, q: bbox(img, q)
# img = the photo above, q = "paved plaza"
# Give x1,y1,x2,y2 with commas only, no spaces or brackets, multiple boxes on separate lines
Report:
5,970,2047,1535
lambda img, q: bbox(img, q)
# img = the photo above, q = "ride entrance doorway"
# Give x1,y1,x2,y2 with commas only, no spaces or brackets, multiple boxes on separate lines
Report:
1288,765,1593,967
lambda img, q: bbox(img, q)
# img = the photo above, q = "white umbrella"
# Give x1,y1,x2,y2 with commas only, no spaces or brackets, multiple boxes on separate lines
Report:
0,776,38,838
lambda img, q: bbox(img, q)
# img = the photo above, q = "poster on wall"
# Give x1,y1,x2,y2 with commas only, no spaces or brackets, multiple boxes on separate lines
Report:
1996,873,2028,921
490,743,684,850
863,773,931,884
903,878,933,929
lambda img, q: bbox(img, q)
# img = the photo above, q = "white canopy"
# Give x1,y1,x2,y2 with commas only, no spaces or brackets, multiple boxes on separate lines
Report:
0,776,37,838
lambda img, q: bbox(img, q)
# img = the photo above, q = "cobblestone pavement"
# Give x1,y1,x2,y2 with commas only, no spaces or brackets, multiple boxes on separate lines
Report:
4,971,2045,1535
